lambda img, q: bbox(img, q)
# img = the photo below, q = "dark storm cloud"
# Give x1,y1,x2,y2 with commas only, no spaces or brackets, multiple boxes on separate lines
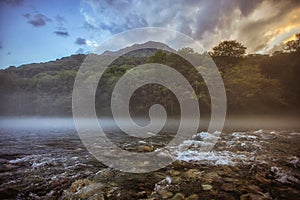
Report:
82,0,300,52
53,31,69,37
192,0,265,39
237,0,300,52
82,0,262,38
75,38,86,45
23,13,52,27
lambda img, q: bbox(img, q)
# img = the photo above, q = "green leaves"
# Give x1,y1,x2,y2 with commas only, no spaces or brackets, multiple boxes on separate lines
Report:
210,40,246,57
224,65,284,113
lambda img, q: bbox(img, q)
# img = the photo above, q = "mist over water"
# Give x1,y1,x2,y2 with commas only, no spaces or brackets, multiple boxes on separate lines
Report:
0,115,299,199
0,115,299,131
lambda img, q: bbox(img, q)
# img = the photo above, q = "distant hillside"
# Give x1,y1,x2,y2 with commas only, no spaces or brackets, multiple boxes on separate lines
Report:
2,41,175,78
0,41,299,116
2,54,87,78
102,41,175,57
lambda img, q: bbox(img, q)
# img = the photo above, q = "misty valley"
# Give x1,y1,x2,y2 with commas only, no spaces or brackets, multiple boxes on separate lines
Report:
0,38,300,199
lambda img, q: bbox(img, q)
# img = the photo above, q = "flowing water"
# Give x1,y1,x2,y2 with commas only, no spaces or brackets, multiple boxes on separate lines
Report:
0,117,299,199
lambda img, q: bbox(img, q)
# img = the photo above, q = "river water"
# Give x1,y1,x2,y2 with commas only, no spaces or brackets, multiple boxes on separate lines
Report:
0,117,299,199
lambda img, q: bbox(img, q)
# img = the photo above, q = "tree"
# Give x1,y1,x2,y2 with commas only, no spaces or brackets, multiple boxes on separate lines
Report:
224,65,284,113
147,50,167,63
284,33,300,53
210,40,246,57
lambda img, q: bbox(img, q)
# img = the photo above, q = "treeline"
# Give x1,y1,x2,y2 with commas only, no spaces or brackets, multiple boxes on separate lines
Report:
0,41,299,116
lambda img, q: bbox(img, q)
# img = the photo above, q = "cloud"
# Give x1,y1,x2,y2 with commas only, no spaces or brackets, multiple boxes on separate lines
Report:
23,13,52,27
2,0,23,7
75,37,86,45
53,31,69,37
86,40,99,48
55,15,65,24
55,15,67,29
81,0,300,53
80,0,148,33
236,1,300,52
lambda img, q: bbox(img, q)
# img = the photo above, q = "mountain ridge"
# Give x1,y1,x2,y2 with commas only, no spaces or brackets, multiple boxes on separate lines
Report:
1,41,175,71
101,41,175,57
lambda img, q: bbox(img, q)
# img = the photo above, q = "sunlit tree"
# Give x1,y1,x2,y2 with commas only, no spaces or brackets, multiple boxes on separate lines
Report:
285,33,300,53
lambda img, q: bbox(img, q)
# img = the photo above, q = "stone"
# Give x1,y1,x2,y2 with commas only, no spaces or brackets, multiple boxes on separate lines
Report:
138,145,154,152
186,194,199,200
202,172,220,183
183,169,202,179
159,190,174,199
63,179,105,200
244,185,262,193
68,179,92,193
136,191,147,198
171,192,185,200
240,193,264,200
171,176,182,184
221,183,236,192
170,170,181,176
202,184,213,191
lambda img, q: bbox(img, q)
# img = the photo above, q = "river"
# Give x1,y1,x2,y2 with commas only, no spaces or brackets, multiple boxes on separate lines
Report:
0,117,299,199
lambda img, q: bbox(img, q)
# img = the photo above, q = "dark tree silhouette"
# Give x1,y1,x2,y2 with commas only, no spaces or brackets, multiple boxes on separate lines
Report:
285,33,300,53
210,40,246,57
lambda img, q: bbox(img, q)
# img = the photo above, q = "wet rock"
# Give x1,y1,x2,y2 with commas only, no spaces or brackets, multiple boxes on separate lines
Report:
106,187,118,198
243,185,262,194
68,179,92,193
270,166,300,184
221,183,236,192
159,190,174,199
171,176,182,184
136,190,147,198
62,179,105,200
138,145,154,152
223,177,238,182
169,170,181,176
254,173,271,184
2,164,17,171
202,172,220,183
151,176,178,199
201,184,213,191
183,169,202,180
171,192,185,200
240,193,264,200
186,194,199,200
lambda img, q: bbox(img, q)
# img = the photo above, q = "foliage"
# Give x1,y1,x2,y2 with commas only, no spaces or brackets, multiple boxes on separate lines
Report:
224,65,284,112
210,40,246,57
0,41,299,116
284,33,300,53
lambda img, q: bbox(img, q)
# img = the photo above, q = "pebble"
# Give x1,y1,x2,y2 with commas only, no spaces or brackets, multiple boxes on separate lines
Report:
159,190,174,199
171,193,185,200
202,184,213,191
186,194,199,200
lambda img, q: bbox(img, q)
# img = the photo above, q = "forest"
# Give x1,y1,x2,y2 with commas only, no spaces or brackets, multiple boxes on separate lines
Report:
0,38,299,117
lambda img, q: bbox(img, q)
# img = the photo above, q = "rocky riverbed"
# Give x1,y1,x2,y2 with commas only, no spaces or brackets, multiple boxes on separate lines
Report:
1,127,299,199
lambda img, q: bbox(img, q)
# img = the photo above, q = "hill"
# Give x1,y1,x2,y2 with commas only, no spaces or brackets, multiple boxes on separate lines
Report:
0,41,299,116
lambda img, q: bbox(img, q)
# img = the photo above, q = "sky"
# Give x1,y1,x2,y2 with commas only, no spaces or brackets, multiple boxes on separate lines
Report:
0,0,300,69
